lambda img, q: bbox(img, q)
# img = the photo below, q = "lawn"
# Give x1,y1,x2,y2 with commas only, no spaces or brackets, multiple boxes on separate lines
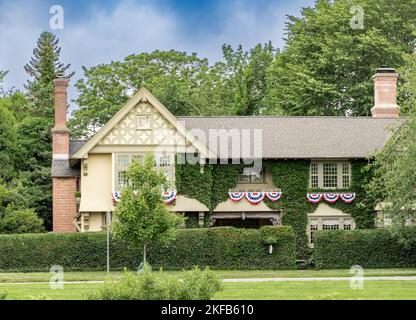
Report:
1,280,416,300
1,268,416,283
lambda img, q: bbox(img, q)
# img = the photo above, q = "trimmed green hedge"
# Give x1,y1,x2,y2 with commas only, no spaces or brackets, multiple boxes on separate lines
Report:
0,226,296,272
314,228,416,269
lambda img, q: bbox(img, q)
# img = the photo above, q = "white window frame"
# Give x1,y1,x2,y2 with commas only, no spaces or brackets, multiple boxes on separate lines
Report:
309,161,351,189
155,152,175,187
237,167,265,184
115,153,145,191
307,214,355,246
137,114,151,130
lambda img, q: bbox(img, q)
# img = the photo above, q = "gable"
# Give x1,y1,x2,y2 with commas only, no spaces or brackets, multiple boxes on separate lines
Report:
71,88,215,159
99,101,182,146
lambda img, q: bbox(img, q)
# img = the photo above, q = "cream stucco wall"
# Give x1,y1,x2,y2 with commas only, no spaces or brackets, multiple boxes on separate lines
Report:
79,154,113,212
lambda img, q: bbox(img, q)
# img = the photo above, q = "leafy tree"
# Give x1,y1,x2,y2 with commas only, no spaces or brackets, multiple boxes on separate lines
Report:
0,208,44,234
366,111,416,231
24,31,73,118
0,104,16,181
398,53,416,115
112,154,182,265
0,70,7,95
266,0,416,116
0,92,29,122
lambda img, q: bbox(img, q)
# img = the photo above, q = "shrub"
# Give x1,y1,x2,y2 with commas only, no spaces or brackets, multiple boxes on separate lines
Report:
0,226,296,271
86,266,221,300
314,227,416,269
0,208,44,234
0,291,6,300
180,267,222,300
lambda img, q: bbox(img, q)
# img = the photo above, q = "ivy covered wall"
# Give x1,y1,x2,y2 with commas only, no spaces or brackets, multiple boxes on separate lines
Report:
175,157,375,259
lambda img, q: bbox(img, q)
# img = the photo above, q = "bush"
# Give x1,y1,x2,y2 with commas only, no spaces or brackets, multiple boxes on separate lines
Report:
85,266,222,300
0,226,296,272
0,291,6,300
314,227,416,269
0,208,44,234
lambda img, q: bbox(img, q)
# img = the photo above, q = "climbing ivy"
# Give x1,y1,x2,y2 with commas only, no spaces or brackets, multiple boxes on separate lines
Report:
264,160,313,259
176,158,375,259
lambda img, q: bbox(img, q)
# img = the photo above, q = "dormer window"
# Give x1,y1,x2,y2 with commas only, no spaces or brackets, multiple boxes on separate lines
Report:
310,161,351,189
137,114,151,130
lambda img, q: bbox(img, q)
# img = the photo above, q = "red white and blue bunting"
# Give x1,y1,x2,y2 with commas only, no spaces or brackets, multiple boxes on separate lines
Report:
245,192,265,205
229,192,245,202
162,190,177,205
228,191,282,205
112,190,177,205
306,192,356,204
265,191,282,202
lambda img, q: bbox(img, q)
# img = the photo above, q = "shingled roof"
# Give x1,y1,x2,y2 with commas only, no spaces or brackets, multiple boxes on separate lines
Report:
177,116,405,159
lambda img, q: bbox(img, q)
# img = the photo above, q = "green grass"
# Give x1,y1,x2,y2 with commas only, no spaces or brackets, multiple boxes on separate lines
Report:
1,268,416,283
1,280,416,300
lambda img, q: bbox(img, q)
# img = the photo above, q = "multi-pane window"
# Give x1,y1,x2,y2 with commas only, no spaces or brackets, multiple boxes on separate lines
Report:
322,224,340,230
344,224,352,230
116,154,144,190
237,167,264,184
342,163,350,188
310,163,319,188
310,162,351,189
323,163,338,188
137,115,151,130
310,224,318,244
155,153,174,185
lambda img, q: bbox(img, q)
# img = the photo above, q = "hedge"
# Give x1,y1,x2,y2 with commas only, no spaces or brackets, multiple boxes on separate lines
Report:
0,226,296,272
314,228,416,269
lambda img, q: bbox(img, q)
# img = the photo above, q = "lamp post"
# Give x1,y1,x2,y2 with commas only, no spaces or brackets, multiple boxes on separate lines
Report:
106,210,111,274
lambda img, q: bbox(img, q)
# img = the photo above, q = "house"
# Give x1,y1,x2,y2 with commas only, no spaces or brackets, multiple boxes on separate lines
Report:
51,67,404,245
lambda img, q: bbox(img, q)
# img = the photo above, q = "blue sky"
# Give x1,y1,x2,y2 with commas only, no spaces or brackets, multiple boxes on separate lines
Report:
0,0,315,107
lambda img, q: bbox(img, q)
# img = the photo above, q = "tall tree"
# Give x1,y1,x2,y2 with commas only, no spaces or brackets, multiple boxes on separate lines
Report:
112,154,182,265
24,31,73,118
0,104,16,181
15,32,73,230
266,0,416,116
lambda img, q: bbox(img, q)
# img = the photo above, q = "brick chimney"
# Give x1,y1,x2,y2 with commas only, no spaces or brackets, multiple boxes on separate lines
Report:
371,66,400,118
52,78,77,233
52,78,70,158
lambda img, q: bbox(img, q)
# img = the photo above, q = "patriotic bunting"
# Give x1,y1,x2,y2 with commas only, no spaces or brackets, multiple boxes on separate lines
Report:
265,191,282,202
228,191,282,205
245,192,265,205
229,192,245,202
306,192,356,204
162,190,177,205
112,190,177,205
306,193,323,204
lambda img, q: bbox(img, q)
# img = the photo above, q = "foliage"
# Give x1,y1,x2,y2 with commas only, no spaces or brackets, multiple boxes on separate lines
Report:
314,228,416,269
211,163,241,210
180,266,223,300
112,154,183,264
259,225,294,246
70,44,277,138
398,53,416,115
86,266,222,300
365,112,416,231
0,208,44,234
266,0,416,116
265,160,313,258
0,291,6,300
24,31,73,118
0,104,16,181
0,227,296,272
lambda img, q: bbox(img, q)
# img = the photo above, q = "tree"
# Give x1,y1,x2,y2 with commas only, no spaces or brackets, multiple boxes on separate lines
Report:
0,70,7,95
112,154,182,265
266,0,416,116
24,31,73,118
366,111,416,231
0,208,44,234
0,104,16,181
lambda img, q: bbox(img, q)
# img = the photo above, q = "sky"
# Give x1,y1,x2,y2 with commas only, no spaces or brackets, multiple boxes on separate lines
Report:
0,0,315,109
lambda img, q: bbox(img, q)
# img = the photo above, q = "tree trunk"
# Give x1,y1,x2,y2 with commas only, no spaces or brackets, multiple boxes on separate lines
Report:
143,242,147,266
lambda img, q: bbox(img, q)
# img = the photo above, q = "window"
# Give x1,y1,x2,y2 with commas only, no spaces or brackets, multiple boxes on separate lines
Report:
323,224,339,230
310,224,318,244
342,163,350,188
155,153,174,185
310,163,319,188
137,114,151,130
323,163,338,188
116,154,144,190
310,162,351,189
237,167,264,184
